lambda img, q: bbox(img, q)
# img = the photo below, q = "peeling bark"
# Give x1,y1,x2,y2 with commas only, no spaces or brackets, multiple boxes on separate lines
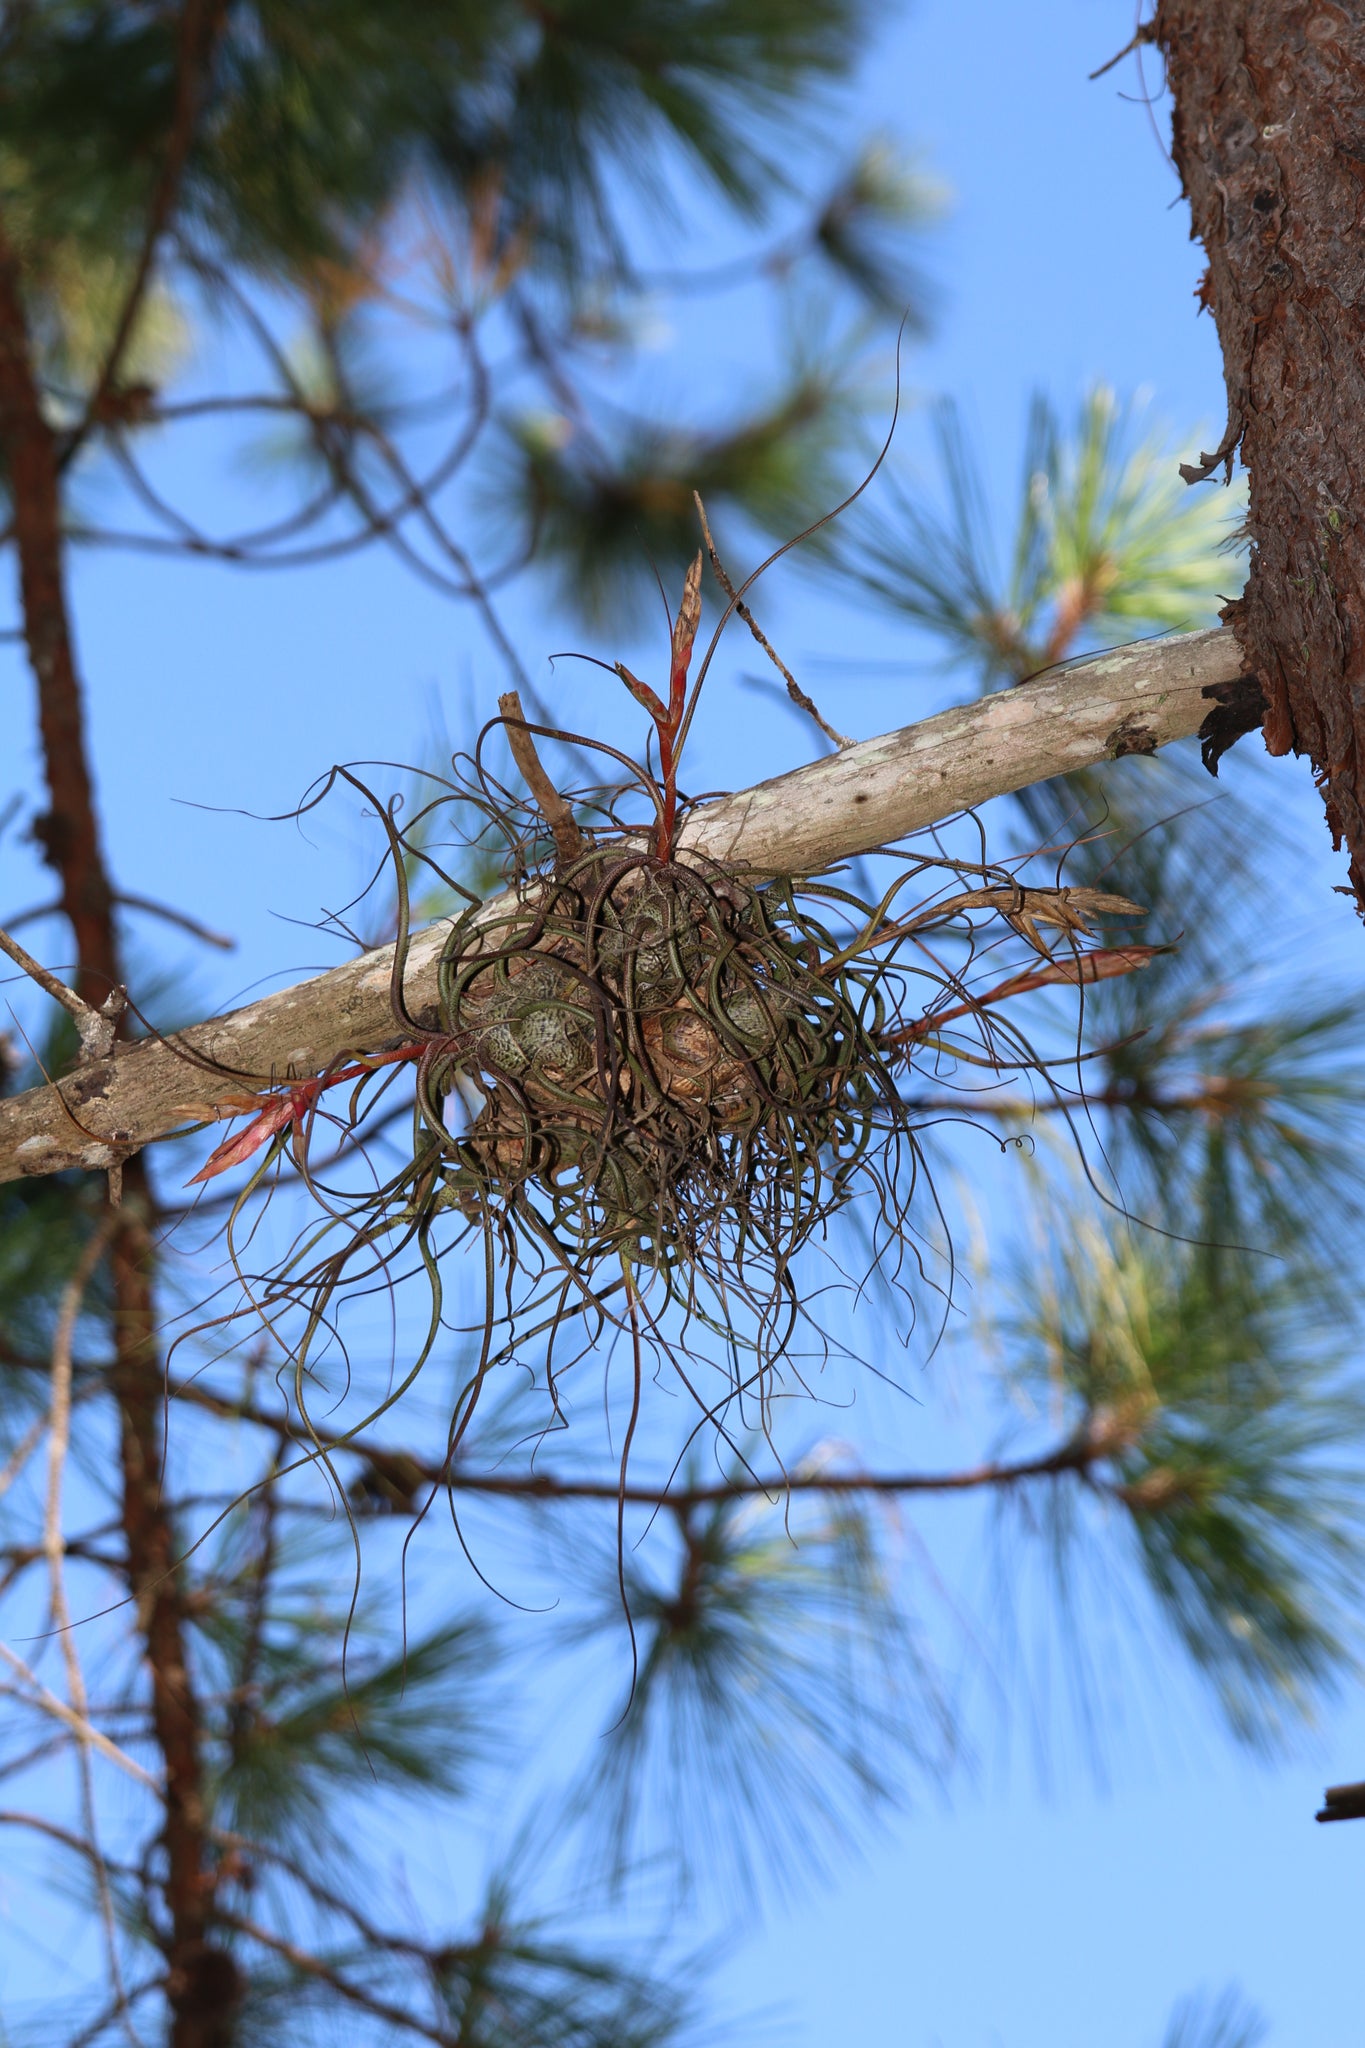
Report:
1157,2,1365,904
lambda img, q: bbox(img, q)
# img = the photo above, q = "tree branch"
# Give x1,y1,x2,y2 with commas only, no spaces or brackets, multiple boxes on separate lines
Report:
0,627,1241,1184
216,1909,460,2045
167,1377,1119,1507
0,1806,144,1868
63,0,228,469
0,1641,161,1790
1,189,217,2037
43,1218,134,2039
0,923,123,1059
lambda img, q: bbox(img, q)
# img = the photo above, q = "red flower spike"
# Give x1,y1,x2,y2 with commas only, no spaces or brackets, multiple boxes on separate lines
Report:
611,555,704,862
186,1090,306,1184
669,551,704,716
185,1041,430,1187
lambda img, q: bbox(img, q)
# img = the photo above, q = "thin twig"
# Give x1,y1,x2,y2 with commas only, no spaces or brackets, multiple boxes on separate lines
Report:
115,893,234,951
63,0,228,468
497,692,584,865
0,1640,161,1789
218,1909,459,2044
166,1379,1111,1505
0,1730,71,1782
0,1413,48,1503
67,1980,166,2048
0,924,123,1058
45,1216,141,2041
0,919,130,1203
212,1827,431,1957
228,1449,282,1771
887,944,1165,1043
0,1806,142,1867
694,490,853,750
1089,19,1157,80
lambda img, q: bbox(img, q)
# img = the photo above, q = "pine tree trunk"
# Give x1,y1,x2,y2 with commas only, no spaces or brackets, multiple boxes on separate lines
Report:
1157,3,1365,905
0,223,235,2043
0,228,117,1005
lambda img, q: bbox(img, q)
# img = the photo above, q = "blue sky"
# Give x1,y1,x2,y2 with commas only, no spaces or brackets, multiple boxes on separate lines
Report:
3,3,1364,2042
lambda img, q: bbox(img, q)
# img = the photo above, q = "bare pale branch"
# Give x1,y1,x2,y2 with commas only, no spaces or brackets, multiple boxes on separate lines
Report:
0,627,1241,1185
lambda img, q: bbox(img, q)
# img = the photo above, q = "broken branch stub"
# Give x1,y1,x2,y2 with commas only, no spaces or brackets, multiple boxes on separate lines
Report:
0,628,1241,1185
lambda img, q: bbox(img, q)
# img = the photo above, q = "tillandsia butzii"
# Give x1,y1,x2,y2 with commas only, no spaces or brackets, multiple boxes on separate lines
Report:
185,545,1158,1502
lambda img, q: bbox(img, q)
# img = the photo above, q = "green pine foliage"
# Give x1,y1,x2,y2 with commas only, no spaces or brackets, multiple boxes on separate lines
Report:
207,1601,500,1852
840,387,1243,684
1003,1207,1365,1742
424,1886,693,2048
0,1014,110,1402
557,1482,944,1897
810,137,946,316
498,359,860,625
1161,1988,1267,2048
2,0,865,280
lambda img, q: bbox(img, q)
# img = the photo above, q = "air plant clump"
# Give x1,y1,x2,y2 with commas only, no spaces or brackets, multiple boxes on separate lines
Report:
194,543,1156,1488
424,835,921,1326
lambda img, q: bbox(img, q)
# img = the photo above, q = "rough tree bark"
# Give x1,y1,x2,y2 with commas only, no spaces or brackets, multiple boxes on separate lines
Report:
1156,3,1365,905
0,627,1241,1185
0,225,118,1004
0,224,234,2042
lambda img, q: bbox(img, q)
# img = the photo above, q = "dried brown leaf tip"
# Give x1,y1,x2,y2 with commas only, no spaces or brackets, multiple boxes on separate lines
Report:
993,886,1145,954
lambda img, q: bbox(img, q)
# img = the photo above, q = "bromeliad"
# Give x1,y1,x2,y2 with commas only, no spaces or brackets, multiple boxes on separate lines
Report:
613,551,703,862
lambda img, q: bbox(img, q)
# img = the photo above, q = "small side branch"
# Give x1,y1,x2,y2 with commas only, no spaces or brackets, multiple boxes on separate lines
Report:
695,491,853,751
1089,19,1158,80
497,691,584,866
217,1910,459,2045
1317,1780,1365,1823
0,1641,161,1790
65,0,229,466
0,1414,47,1503
167,1379,1125,1507
0,924,125,1061
0,921,129,1198
43,1215,137,2039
